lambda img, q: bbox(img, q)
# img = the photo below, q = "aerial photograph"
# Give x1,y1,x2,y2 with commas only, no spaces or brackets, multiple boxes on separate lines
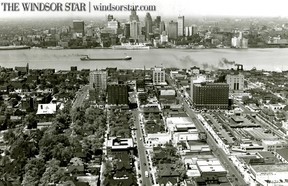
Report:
0,0,288,185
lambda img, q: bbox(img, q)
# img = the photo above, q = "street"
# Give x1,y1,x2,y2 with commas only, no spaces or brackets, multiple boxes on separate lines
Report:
134,109,153,186
72,85,89,109
181,98,248,186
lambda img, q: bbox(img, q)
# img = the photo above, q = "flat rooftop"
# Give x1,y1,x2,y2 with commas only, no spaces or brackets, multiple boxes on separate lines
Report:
252,164,288,172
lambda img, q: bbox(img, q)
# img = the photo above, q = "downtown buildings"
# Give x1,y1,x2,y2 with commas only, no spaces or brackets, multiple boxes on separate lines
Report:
192,82,229,109
177,16,184,37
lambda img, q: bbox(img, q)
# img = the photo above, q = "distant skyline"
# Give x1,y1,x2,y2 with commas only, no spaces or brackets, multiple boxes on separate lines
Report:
1,0,288,18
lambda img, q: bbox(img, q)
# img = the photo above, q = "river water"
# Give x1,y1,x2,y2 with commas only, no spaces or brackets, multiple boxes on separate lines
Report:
0,48,287,71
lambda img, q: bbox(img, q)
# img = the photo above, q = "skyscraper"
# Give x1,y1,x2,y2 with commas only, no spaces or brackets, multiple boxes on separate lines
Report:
129,10,140,40
145,13,153,40
155,16,161,28
160,21,166,34
89,70,107,90
130,20,140,40
168,21,178,40
107,19,118,34
177,16,184,37
73,20,84,36
130,10,139,22
124,23,130,38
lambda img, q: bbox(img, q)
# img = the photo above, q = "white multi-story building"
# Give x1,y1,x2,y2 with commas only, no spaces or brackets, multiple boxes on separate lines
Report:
107,19,118,34
160,31,168,43
177,16,184,37
130,20,140,40
152,66,166,85
262,139,288,152
226,73,244,92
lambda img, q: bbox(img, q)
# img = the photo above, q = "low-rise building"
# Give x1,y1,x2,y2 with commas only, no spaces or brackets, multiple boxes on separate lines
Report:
275,148,288,163
250,164,288,186
146,133,171,147
262,139,288,152
196,159,227,181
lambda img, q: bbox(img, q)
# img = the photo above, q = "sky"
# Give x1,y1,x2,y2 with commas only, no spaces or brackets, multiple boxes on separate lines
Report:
1,0,288,18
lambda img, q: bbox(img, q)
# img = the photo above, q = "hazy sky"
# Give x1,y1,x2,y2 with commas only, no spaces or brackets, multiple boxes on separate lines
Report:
1,0,288,18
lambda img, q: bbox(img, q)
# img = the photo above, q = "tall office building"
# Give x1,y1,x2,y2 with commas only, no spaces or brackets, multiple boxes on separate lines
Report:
190,75,207,103
168,21,178,40
177,16,184,37
130,20,140,40
89,70,107,90
124,23,130,38
226,73,244,92
193,83,229,109
185,26,191,37
107,19,119,34
145,13,153,40
191,25,198,35
160,21,166,34
152,67,166,85
73,20,85,36
130,10,139,22
155,16,161,28
107,84,128,105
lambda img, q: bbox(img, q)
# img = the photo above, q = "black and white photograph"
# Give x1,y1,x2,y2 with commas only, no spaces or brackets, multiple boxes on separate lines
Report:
0,0,288,185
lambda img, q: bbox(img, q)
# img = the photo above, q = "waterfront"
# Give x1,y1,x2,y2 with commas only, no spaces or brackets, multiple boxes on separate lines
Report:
0,48,287,71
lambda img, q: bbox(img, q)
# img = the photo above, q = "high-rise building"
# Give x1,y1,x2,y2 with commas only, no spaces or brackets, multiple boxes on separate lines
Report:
191,25,198,35
107,19,119,34
226,73,244,92
155,16,161,28
152,67,166,85
160,21,166,33
190,75,207,103
145,13,153,40
107,84,128,105
168,21,178,40
130,10,139,22
73,20,84,36
130,20,140,40
108,14,113,21
160,31,168,43
177,16,184,37
185,26,191,37
124,23,130,38
193,83,229,109
231,32,248,48
89,70,107,90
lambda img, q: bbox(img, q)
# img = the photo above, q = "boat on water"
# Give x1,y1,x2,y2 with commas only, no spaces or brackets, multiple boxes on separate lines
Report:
112,43,150,50
80,55,132,61
47,46,64,50
0,45,30,50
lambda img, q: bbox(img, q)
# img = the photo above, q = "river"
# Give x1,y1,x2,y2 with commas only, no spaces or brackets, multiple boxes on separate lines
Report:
0,48,287,71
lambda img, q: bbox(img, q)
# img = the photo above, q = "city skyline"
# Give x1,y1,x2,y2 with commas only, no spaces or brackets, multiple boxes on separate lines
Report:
1,0,288,18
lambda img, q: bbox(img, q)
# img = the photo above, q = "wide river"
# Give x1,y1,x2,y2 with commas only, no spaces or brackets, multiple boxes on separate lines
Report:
0,48,287,71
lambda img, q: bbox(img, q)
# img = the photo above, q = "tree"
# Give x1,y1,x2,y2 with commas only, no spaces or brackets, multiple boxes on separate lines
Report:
22,158,46,186
39,159,66,186
3,129,16,145
24,113,38,129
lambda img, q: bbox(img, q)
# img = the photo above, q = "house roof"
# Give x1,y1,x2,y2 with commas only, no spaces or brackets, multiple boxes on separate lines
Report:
158,177,178,185
36,103,56,114
276,148,288,161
